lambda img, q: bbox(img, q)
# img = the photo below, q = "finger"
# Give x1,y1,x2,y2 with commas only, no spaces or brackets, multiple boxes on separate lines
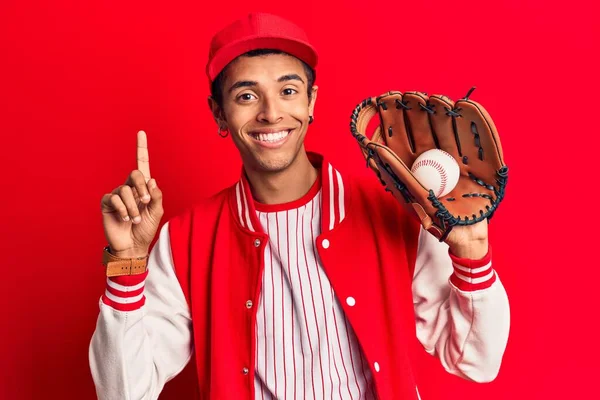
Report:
376,92,416,166
125,169,151,204
146,178,164,216
117,185,142,224
428,95,461,161
401,92,437,155
137,130,151,183
101,193,131,222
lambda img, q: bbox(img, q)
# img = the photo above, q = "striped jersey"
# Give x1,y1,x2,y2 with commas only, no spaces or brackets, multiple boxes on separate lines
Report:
253,176,376,400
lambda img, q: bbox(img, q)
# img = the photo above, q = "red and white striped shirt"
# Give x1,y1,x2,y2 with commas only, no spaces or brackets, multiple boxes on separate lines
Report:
253,176,376,400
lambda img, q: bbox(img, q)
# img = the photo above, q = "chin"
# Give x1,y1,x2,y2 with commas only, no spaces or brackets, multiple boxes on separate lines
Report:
255,154,294,172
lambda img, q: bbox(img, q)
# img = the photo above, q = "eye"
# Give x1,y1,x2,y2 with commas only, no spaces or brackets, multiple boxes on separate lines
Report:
238,93,257,102
282,88,298,96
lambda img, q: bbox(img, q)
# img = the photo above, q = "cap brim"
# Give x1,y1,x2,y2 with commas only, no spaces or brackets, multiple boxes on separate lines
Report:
206,36,318,82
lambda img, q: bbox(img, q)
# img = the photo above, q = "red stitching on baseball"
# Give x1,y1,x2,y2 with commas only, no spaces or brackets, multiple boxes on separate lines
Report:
412,159,448,196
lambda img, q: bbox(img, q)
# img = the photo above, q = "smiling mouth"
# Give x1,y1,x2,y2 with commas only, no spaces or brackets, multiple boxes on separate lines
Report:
249,129,293,143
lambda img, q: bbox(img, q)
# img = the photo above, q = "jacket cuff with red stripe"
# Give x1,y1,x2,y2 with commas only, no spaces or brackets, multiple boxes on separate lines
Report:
448,245,496,292
101,271,148,311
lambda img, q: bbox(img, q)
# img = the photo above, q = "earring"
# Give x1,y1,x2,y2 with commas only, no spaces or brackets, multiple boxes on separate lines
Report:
309,116,314,125
218,127,229,138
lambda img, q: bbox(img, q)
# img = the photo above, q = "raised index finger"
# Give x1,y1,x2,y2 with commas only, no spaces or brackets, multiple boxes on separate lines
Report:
137,130,151,182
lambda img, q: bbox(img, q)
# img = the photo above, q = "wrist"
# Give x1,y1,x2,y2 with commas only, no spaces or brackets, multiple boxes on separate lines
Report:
448,243,495,292
109,246,149,259
448,238,489,260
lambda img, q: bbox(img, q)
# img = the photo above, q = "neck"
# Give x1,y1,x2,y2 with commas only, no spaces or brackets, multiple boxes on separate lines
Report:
244,149,318,205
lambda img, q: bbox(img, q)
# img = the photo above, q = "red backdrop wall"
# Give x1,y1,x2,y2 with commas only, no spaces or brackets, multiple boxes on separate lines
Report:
1,0,598,398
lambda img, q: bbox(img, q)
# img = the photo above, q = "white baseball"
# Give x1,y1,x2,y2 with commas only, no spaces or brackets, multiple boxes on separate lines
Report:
410,149,460,197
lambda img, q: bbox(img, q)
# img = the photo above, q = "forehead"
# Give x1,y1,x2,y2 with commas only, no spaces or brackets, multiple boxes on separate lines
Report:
223,53,307,88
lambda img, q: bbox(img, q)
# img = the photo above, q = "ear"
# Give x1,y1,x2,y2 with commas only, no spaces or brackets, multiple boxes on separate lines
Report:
207,96,227,130
308,85,319,117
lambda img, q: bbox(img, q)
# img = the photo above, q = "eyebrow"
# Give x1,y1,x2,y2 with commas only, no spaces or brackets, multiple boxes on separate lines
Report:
228,74,305,93
228,80,257,93
277,74,304,84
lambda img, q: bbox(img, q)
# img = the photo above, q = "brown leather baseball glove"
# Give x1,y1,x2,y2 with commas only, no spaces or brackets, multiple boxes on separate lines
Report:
350,87,508,242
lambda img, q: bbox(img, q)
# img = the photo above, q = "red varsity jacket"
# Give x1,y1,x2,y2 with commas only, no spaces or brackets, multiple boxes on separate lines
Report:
160,152,508,399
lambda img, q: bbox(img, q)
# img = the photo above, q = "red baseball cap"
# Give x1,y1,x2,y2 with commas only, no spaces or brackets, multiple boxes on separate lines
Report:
206,13,319,83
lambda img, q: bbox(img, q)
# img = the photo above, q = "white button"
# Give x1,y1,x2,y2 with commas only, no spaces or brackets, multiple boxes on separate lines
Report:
322,239,330,249
374,362,380,372
254,238,261,247
346,297,356,306
242,367,249,375
246,300,253,309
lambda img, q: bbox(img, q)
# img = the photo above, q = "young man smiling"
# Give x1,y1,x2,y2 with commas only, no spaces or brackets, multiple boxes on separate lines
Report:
209,46,320,206
90,12,510,400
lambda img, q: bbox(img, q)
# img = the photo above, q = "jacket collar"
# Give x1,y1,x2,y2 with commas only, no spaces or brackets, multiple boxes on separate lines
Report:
229,152,349,236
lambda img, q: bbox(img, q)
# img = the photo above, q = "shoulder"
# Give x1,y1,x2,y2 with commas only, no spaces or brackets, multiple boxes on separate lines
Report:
167,182,235,231
346,171,420,237
347,172,404,211
163,182,236,275
348,172,386,196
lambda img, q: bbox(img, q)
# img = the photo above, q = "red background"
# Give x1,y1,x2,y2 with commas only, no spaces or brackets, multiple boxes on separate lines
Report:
1,0,598,398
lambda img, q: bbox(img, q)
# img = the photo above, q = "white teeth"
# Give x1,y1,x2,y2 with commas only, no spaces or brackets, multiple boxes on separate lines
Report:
253,130,290,142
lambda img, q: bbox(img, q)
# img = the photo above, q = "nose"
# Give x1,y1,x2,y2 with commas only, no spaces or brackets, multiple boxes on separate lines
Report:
256,95,283,124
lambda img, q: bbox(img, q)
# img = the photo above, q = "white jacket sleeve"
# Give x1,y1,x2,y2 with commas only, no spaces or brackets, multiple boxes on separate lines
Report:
89,221,193,400
412,226,510,383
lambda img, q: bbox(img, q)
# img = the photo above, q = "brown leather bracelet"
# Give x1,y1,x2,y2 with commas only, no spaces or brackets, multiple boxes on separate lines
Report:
102,245,149,277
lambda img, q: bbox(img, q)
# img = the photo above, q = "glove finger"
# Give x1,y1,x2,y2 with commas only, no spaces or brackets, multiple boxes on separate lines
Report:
401,92,438,155
360,126,383,175
376,91,416,166
454,98,506,188
368,142,431,204
455,99,505,165
351,95,392,180
373,145,448,236
427,95,461,161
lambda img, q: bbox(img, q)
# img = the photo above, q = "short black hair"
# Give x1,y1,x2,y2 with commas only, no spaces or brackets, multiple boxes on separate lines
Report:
210,49,316,109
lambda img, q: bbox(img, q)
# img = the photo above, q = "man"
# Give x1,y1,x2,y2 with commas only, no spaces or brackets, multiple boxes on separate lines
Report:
90,12,510,400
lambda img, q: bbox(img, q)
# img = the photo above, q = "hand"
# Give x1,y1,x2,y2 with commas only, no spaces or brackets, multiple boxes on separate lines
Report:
100,130,164,258
444,219,489,260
